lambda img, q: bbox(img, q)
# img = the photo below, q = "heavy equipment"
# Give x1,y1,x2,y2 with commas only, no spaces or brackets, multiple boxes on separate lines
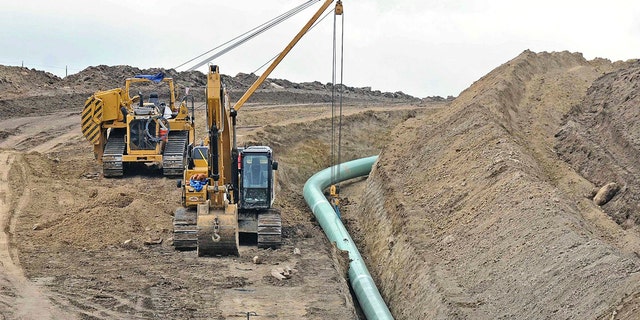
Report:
172,66,281,255
172,0,343,256
81,73,195,177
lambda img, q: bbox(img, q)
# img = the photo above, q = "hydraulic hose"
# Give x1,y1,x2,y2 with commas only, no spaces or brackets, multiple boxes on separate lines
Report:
303,155,393,320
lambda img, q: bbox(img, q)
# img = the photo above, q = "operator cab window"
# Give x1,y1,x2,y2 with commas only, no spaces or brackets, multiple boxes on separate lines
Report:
243,155,268,188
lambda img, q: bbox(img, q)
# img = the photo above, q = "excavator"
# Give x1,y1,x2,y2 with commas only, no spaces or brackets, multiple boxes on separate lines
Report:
172,65,281,255
172,0,343,256
81,74,195,177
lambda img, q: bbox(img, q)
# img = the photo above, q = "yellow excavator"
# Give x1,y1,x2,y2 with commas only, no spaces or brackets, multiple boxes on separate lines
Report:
173,0,343,256
81,74,195,177
173,65,281,255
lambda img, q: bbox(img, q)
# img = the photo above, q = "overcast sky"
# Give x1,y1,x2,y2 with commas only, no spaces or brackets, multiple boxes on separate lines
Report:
2,0,639,97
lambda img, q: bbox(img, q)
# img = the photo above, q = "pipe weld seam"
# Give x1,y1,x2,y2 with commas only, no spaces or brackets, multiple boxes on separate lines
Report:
311,198,325,213
351,273,374,285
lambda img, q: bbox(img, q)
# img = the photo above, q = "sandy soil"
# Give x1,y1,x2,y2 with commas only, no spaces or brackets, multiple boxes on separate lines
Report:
0,80,423,319
342,51,640,319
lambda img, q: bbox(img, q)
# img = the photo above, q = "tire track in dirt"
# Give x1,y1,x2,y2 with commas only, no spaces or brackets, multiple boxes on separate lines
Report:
0,111,82,153
0,150,74,319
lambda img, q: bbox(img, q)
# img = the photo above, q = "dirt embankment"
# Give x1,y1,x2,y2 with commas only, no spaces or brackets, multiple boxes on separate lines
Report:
556,61,640,228
347,50,640,319
0,64,423,121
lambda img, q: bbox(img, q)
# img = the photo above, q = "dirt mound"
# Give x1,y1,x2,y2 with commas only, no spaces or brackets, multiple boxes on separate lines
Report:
0,65,61,98
12,150,177,251
556,61,640,227
0,63,422,121
349,50,640,319
61,65,206,92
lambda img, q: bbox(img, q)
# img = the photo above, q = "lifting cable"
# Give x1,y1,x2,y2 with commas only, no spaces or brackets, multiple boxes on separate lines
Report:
251,9,334,75
329,1,344,215
176,0,320,71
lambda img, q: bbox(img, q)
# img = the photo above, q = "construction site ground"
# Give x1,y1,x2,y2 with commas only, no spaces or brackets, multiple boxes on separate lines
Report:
1,50,640,319
0,64,424,320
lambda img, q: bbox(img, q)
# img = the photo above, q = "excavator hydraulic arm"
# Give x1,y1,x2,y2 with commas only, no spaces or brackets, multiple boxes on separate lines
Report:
174,0,343,256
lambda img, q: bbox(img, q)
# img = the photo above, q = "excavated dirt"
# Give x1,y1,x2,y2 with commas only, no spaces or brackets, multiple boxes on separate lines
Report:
2,49,640,320
340,50,640,319
556,61,640,228
0,65,424,121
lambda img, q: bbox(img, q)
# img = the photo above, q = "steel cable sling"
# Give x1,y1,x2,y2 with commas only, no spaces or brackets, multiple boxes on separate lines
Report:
330,2,344,185
177,0,320,71
251,9,334,75
330,1,344,216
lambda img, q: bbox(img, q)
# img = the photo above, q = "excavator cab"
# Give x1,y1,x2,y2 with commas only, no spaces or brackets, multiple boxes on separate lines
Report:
240,146,277,210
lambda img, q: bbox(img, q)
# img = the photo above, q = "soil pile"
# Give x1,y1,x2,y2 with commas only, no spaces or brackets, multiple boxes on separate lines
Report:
350,50,640,319
556,61,640,228
0,64,422,121
0,65,60,98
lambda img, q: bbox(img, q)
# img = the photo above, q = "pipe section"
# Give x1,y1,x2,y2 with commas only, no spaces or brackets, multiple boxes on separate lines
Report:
303,155,393,320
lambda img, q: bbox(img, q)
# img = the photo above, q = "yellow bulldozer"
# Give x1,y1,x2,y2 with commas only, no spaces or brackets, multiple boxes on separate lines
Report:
81,73,195,177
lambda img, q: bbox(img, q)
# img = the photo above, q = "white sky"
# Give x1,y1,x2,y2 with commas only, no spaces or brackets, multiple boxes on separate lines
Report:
2,0,639,97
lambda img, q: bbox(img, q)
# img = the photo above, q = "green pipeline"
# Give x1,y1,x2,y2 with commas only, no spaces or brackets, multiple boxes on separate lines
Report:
303,155,393,320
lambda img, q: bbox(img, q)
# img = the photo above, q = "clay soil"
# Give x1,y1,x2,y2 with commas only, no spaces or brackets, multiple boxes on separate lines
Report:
1,49,640,320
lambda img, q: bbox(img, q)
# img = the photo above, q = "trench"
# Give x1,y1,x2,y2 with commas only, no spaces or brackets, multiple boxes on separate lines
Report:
303,155,393,320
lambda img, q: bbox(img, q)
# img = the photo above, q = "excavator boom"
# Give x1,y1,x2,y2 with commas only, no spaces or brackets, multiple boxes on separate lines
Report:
174,0,341,256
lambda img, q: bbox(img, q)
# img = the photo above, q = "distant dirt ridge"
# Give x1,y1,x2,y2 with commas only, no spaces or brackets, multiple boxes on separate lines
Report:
0,64,424,120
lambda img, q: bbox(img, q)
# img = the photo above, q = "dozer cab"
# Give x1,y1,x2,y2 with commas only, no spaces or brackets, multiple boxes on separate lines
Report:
81,73,195,177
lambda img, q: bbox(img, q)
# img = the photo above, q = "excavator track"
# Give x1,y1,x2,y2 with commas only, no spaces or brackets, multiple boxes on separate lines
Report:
197,207,239,257
257,210,282,249
172,207,198,250
102,129,126,177
162,130,189,177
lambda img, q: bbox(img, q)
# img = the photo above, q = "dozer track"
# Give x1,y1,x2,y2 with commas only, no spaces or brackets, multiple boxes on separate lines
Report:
162,131,189,177
257,210,282,249
173,207,197,250
102,129,126,177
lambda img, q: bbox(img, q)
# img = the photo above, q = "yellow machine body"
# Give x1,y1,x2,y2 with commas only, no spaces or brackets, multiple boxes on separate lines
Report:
81,76,195,177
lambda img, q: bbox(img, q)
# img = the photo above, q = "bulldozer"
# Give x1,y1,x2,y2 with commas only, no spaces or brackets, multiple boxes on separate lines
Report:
81,73,195,177
172,0,342,256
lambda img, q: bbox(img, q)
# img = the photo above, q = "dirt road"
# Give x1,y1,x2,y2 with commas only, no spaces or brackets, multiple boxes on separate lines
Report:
0,150,75,319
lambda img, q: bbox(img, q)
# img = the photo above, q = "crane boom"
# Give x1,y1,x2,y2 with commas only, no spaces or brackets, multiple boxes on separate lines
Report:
174,0,342,256
233,0,338,111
